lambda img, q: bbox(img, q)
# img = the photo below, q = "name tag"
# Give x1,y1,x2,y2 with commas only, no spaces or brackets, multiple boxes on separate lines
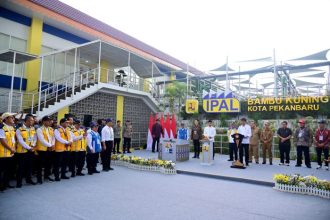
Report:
28,137,33,142
298,132,303,138
319,135,323,141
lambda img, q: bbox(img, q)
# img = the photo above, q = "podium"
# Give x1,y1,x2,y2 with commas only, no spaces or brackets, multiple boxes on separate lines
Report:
159,139,190,162
201,140,213,165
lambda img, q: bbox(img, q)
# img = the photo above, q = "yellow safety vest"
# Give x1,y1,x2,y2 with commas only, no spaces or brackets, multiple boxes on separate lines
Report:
55,127,71,152
0,125,16,158
71,129,87,152
36,127,54,151
16,126,36,153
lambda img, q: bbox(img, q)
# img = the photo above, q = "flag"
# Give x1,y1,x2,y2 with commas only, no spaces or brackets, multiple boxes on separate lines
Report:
146,113,154,151
164,113,171,139
160,113,165,138
170,113,177,139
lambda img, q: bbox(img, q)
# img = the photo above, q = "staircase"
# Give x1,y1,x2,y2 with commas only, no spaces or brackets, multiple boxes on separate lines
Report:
19,68,159,118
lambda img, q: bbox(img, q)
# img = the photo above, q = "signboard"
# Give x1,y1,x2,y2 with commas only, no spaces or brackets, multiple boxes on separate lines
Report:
202,91,240,113
185,99,199,114
247,96,329,112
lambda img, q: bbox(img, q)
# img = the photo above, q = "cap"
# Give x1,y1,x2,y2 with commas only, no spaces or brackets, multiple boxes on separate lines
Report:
73,119,81,124
298,119,305,124
106,118,113,123
1,112,15,120
59,118,68,124
318,119,326,124
42,116,52,122
90,121,98,128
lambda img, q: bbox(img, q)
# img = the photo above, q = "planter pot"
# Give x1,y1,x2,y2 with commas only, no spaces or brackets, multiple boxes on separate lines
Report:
112,160,176,175
274,183,330,199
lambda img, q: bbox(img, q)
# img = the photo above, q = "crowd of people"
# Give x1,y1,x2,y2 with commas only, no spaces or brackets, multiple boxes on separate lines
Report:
0,112,133,192
151,117,329,169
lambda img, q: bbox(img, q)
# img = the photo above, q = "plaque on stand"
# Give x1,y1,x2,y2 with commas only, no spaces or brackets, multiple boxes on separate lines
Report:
230,133,246,169
158,139,190,162
201,139,213,165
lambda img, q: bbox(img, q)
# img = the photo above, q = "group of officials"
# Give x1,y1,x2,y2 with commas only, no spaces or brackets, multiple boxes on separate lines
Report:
227,118,329,169
0,112,133,192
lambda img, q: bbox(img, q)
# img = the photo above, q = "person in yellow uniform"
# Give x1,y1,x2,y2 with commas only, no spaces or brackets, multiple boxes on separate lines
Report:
36,116,55,184
54,118,72,181
15,114,37,188
0,112,16,191
77,122,87,176
69,119,84,177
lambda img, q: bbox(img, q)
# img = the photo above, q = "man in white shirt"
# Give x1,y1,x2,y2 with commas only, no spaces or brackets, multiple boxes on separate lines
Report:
238,118,252,166
204,120,216,159
101,118,114,171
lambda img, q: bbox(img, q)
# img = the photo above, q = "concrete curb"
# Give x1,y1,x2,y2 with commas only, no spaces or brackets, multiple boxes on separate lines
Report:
177,169,275,187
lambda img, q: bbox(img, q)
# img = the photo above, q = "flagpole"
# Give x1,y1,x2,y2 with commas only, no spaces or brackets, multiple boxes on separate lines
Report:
273,48,277,97
186,62,189,99
226,56,229,92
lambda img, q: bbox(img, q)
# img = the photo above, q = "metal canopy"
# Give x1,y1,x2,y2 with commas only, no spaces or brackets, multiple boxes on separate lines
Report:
0,49,37,64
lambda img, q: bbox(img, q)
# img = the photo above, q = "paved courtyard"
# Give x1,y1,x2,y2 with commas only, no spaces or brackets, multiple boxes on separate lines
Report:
0,163,329,220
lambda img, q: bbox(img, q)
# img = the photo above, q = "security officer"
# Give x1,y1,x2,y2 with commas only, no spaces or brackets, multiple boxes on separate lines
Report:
314,120,329,170
260,121,274,165
87,122,101,175
54,118,72,181
36,116,55,184
15,114,37,187
70,119,83,177
249,120,261,164
0,112,16,191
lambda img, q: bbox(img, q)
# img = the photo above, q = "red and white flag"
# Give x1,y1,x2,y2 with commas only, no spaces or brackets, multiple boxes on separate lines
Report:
160,113,165,138
170,113,177,139
147,113,154,151
164,113,171,139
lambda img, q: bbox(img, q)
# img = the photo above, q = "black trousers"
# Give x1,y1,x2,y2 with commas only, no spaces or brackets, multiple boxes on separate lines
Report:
69,151,79,175
87,153,98,173
36,151,52,181
279,143,291,164
123,138,131,152
152,137,160,152
296,145,311,166
54,151,69,179
113,138,121,153
15,152,33,185
229,143,238,160
239,144,249,165
193,140,200,157
102,141,113,170
0,157,13,189
77,151,86,174
315,147,329,166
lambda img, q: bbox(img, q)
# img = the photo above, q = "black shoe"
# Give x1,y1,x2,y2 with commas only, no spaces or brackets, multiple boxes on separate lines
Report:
295,164,301,167
127,151,132,153
256,162,259,164
55,178,60,181
270,162,273,165
26,180,36,185
16,183,22,188
88,172,93,175
71,173,76,178
109,167,114,170
93,170,100,174
152,151,155,153
102,169,109,172
37,180,43,184
61,176,70,179
306,165,312,168
248,161,252,163
46,177,55,182
227,159,233,161
117,151,122,154
262,162,266,164
76,173,85,176
197,156,200,159
193,156,196,158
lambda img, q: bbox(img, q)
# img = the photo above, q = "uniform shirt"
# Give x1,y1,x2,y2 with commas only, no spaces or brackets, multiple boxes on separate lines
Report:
101,125,114,142
54,126,72,144
228,128,238,143
277,127,292,145
16,124,37,151
123,125,133,138
113,125,122,138
203,126,216,142
250,127,261,145
191,125,202,140
260,128,273,144
178,128,188,140
294,127,313,147
238,124,251,144
37,126,55,148
69,126,83,142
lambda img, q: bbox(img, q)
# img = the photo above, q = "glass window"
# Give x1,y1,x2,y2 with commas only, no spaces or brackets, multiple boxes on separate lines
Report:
0,33,10,50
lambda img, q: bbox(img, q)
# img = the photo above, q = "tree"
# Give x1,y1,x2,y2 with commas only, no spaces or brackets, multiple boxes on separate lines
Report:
164,81,187,113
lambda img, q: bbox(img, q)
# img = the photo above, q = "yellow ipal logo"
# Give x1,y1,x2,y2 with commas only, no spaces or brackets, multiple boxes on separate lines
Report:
185,99,199,114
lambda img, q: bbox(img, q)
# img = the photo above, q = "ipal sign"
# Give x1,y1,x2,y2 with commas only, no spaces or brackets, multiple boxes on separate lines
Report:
202,91,240,113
